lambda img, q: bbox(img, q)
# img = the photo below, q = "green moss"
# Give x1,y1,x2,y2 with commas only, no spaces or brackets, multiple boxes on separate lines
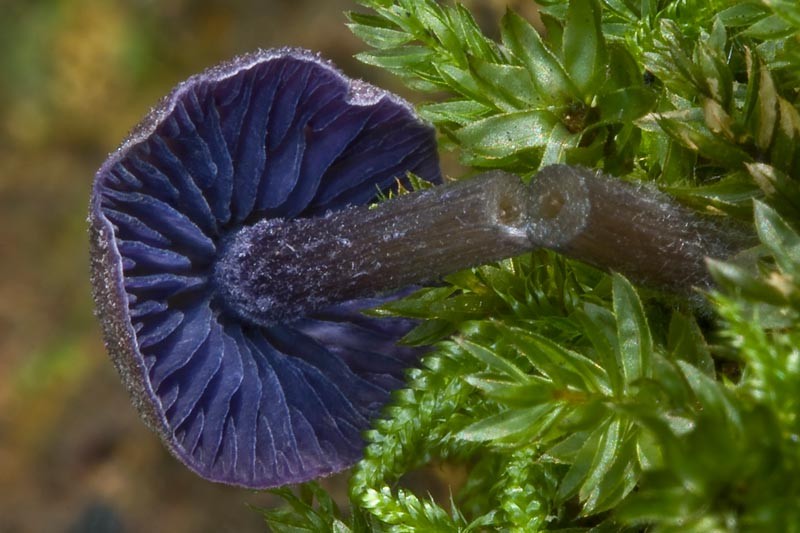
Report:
264,1,800,530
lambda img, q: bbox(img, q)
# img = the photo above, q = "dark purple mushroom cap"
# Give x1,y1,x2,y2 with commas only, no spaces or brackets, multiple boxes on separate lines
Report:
89,48,440,488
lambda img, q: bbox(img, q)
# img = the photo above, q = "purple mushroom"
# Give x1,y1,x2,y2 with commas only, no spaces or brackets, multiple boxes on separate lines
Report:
89,48,440,488
90,48,747,489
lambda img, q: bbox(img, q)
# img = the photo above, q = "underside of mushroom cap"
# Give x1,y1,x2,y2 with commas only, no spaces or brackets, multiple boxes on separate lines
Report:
89,48,441,487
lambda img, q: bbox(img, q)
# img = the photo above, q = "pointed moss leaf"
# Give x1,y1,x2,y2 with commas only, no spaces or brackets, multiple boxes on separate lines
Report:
718,3,770,27
399,319,454,346
616,487,704,525
471,266,514,297
754,38,792,71
418,100,491,126
355,46,436,71
601,0,637,21
708,17,728,56
562,0,607,98
677,361,742,432
556,416,614,502
579,303,617,353
667,312,714,376
657,114,751,167
771,99,800,170
546,430,591,466
754,200,800,277
747,163,800,220
450,4,500,61
463,373,521,395
750,58,779,151
597,87,657,124
353,1,414,29
642,22,699,98
643,356,700,414
428,293,504,320
584,432,638,514
664,177,759,218
346,12,414,48
435,63,495,107
260,483,343,532
443,268,485,292
576,418,622,499
410,1,466,64
635,423,663,471
707,258,754,295
500,9,575,102
455,110,559,158
707,258,789,306
465,373,556,406
563,127,607,167
347,23,412,49
702,99,734,140
576,303,623,396
470,58,542,109
612,274,653,388
637,107,703,134
332,520,352,533
696,42,733,108
370,286,456,318
604,43,643,90
540,122,581,167
456,338,529,382
743,50,762,122
503,325,610,394
457,404,562,442
640,135,695,188
741,13,796,39
764,0,800,28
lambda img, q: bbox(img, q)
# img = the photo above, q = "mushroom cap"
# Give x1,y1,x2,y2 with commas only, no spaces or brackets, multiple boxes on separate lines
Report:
89,48,441,487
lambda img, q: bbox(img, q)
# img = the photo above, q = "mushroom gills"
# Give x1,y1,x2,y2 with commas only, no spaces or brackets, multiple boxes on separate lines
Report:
90,49,441,488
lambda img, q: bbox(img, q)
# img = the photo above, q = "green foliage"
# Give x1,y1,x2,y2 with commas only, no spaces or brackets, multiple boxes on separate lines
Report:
256,483,357,532
266,1,800,531
348,0,655,174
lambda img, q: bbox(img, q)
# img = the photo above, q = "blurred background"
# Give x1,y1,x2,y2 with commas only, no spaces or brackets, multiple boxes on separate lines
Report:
0,1,536,531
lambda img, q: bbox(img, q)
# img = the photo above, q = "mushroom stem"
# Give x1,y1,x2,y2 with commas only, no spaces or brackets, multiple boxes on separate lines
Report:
212,170,535,327
525,165,750,291
213,165,748,327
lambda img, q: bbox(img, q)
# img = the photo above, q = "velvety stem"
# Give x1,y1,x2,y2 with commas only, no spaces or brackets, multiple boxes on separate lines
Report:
213,170,536,326
526,165,749,291
213,165,748,328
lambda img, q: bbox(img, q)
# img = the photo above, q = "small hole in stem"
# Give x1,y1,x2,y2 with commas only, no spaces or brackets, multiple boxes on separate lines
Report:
496,195,522,225
539,189,566,219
